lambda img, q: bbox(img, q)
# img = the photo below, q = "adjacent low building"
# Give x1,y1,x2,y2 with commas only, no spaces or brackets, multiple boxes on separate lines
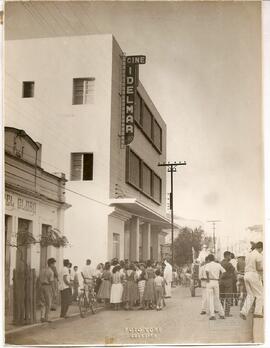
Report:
4,127,69,316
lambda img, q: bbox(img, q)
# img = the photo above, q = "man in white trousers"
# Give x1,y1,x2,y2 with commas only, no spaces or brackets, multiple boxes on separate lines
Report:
240,241,263,320
163,259,173,298
205,254,226,320
199,256,210,315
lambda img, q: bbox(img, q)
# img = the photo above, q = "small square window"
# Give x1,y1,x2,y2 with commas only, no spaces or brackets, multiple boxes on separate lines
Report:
73,78,95,105
70,152,93,181
22,81,35,98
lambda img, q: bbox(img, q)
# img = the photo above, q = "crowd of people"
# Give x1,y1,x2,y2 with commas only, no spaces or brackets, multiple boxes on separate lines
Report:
198,241,263,321
39,257,174,322
38,241,263,323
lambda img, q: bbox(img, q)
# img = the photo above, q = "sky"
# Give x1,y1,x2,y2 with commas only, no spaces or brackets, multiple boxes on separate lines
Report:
5,1,264,242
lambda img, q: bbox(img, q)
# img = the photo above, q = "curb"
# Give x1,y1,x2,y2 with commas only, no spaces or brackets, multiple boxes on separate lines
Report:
5,306,104,336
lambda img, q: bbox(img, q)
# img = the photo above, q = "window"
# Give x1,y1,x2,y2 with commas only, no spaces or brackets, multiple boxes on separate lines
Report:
126,148,162,204
142,163,151,196
129,150,141,188
134,91,162,153
22,81,34,98
113,233,120,259
70,153,93,181
73,78,95,105
153,120,162,151
153,173,162,203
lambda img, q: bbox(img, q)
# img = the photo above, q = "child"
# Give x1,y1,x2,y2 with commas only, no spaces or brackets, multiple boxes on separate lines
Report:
110,265,124,310
154,269,165,311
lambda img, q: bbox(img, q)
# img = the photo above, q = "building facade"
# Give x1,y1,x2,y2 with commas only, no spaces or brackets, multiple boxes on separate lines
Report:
5,34,171,267
4,127,69,315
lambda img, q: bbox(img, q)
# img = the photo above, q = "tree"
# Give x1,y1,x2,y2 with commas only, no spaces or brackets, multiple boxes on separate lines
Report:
173,226,205,266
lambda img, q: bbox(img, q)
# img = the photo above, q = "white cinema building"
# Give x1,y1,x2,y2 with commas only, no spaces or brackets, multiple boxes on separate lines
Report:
5,34,172,266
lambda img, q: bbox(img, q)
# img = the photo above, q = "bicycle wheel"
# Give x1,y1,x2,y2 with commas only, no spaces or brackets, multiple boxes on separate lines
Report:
90,293,97,314
78,293,88,318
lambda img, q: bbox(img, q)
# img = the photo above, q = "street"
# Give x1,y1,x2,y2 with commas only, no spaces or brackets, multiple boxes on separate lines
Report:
6,286,253,345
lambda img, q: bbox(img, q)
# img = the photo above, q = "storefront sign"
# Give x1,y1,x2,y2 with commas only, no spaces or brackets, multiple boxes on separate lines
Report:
5,192,37,215
125,55,146,145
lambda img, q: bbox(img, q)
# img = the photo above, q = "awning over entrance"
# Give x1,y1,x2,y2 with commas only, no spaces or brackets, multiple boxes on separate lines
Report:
109,198,178,229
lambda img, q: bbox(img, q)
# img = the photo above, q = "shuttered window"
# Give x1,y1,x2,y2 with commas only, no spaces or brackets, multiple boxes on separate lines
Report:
129,151,141,188
153,120,162,151
71,153,93,181
134,91,162,153
126,148,162,204
142,105,152,139
142,163,152,196
73,78,95,105
153,174,161,203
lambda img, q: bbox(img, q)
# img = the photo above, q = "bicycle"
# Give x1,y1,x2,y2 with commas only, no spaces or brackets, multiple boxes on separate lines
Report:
78,283,97,318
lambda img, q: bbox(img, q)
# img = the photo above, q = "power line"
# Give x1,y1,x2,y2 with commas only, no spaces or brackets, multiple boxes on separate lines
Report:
158,161,187,265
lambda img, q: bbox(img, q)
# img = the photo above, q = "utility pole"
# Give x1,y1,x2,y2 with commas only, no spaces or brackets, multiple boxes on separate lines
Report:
207,220,221,255
158,161,186,265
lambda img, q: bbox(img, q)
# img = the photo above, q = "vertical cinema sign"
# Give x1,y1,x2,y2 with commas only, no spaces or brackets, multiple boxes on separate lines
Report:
125,55,146,145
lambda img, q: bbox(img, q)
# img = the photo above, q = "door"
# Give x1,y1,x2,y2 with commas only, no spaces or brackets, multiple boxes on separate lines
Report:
16,218,31,272
5,215,11,315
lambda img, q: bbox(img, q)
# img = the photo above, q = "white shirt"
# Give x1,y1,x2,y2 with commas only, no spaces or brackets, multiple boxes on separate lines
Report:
245,249,263,273
199,264,207,280
59,266,70,291
82,265,94,279
205,261,225,280
164,261,172,282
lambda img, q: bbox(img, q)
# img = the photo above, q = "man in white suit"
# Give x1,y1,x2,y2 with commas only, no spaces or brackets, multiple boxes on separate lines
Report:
163,259,173,298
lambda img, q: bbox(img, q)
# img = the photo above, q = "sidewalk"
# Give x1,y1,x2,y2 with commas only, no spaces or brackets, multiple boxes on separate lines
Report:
253,317,264,343
5,302,104,335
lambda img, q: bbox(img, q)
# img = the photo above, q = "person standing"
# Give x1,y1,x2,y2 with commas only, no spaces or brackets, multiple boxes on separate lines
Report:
59,259,72,318
122,264,138,310
137,264,147,309
219,251,235,317
154,269,165,311
240,242,263,320
205,254,226,320
39,257,56,322
97,262,112,306
230,252,238,306
199,256,209,315
81,259,95,301
163,259,173,298
110,265,124,310
50,261,59,311
72,266,79,302
143,260,156,309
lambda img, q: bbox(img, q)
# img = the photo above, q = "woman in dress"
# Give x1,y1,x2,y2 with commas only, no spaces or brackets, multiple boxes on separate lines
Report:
143,260,156,309
97,262,111,306
122,264,138,310
110,265,124,310
137,263,147,309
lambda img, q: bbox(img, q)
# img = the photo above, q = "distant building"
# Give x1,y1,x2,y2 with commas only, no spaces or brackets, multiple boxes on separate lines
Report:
5,34,171,266
4,127,69,316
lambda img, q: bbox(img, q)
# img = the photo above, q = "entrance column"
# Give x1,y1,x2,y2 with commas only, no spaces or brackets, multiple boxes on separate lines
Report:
129,216,139,261
142,223,151,261
151,230,159,261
